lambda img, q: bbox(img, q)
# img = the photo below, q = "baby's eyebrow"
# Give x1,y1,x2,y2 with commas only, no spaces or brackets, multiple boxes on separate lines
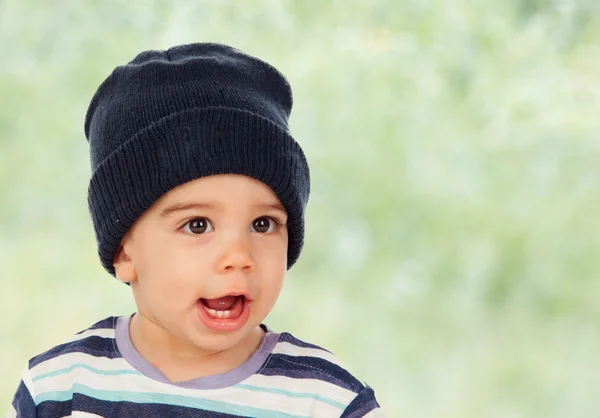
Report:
160,203,218,217
256,202,287,214
159,201,286,217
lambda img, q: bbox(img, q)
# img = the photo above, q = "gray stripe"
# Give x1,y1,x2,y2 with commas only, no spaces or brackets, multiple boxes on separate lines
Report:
115,314,280,389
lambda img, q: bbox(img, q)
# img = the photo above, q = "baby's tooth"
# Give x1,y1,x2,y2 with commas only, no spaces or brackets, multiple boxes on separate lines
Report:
204,308,232,320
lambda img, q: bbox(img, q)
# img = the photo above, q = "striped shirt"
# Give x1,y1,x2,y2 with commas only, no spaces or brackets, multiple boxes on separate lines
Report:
7,316,383,417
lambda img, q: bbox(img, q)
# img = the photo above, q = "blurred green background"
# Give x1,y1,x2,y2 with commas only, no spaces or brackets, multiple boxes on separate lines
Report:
2,0,600,416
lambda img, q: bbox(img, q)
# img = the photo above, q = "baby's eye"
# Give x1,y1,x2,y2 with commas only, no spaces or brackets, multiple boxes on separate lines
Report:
182,218,214,235
251,217,278,233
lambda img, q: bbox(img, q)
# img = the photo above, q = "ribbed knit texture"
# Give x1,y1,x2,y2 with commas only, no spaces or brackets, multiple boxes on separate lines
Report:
84,43,310,276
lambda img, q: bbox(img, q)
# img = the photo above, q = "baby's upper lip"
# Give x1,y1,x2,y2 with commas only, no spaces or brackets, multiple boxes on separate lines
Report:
202,291,252,301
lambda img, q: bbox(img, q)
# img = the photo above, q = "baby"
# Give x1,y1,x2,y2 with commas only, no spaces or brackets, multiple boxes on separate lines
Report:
8,42,384,417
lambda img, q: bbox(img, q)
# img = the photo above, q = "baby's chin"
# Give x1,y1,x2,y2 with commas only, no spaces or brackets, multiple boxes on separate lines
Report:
186,320,265,355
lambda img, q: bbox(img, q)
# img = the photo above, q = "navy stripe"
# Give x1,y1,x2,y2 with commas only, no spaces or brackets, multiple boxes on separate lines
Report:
11,380,36,417
30,336,119,368
340,386,380,418
260,354,364,392
279,332,332,352
69,393,248,418
36,399,73,417
76,316,117,333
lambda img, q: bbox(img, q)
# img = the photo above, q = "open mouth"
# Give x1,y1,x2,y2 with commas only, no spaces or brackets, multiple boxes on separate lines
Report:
198,295,246,320
196,293,252,332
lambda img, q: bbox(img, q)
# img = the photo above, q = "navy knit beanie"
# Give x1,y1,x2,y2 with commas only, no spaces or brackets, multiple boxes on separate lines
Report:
84,43,310,277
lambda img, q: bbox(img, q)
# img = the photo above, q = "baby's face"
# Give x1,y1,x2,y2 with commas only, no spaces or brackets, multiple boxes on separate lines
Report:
115,174,288,353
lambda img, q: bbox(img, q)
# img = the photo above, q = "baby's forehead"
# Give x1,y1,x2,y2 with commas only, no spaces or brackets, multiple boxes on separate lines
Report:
152,174,287,216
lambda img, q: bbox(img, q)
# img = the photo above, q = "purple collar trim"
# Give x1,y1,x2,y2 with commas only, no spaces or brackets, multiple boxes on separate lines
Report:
115,314,279,389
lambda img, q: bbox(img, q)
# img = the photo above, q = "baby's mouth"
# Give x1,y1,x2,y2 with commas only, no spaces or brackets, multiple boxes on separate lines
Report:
199,295,246,320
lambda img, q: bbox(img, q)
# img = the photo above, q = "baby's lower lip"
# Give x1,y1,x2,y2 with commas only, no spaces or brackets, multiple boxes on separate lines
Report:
196,296,251,332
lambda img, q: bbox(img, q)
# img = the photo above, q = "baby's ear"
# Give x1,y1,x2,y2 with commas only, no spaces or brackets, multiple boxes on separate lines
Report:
113,237,137,284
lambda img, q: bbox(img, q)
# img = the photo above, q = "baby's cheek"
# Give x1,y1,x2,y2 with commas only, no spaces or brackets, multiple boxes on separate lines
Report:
261,279,285,307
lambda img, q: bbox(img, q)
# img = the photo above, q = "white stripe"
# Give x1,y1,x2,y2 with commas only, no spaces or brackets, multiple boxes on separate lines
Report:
4,404,17,418
22,366,36,399
244,373,356,406
64,328,115,344
272,341,348,368
35,368,343,417
30,352,133,381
